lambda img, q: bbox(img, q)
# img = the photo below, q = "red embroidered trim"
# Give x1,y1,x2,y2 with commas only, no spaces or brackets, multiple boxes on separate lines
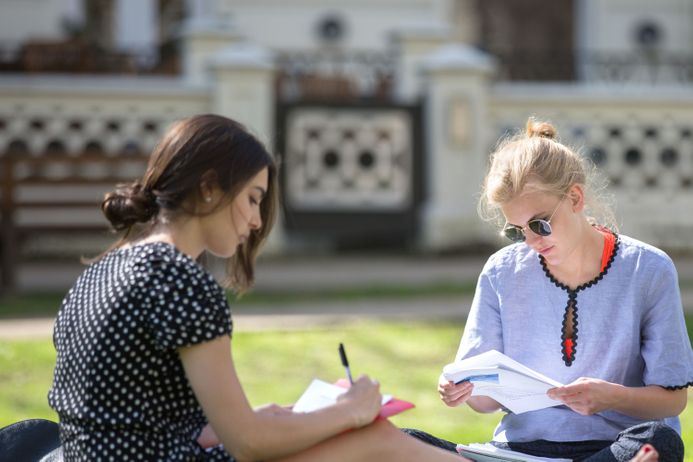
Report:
563,337,574,359
596,226,616,273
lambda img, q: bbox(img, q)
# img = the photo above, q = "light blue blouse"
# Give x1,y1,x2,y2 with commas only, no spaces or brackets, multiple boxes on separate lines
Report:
456,234,693,443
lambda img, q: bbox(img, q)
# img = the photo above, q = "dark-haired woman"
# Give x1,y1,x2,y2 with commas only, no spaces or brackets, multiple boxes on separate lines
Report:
405,118,692,462
48,114,465,461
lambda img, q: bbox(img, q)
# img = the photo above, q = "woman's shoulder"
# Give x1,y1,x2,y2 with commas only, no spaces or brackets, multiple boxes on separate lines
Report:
120,242,219,288
615,234,676,273
482,243,536,277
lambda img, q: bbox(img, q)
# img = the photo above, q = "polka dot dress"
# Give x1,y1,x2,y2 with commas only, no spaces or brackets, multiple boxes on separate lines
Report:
49,242,235,461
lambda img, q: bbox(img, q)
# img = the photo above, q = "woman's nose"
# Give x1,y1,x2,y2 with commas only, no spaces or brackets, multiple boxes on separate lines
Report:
249,210,262,230
524,227,542,244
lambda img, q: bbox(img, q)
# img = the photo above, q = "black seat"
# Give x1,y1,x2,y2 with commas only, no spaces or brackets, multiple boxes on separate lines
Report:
0,419,61,462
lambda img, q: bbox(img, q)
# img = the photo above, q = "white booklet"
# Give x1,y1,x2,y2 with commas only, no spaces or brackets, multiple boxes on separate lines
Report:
442,350,564,414
292,379,392,413
456,443,571,462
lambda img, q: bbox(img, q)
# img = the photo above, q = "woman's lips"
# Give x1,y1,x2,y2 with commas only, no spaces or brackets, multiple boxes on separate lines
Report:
537,245,554,255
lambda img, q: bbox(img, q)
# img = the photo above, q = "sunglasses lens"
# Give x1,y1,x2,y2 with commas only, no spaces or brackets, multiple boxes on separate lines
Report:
528,219,552,236
503,226,525,243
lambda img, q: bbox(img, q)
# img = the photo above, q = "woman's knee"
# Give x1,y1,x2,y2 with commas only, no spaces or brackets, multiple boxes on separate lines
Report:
400,428,458,452
618,421,683,462
647,422,683,462
350,419,401,445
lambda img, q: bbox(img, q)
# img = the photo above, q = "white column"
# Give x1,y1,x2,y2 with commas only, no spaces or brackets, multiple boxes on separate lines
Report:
114,0,157,53
187,0,221,19
574,0,591,81
419,44,495,250
209,43,275,144
209,43,285,254
180,15,243,85
61,0,84,29
390,24,451,102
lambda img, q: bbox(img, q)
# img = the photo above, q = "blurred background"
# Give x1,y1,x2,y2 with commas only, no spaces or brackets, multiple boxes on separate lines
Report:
0,0,693,291
0,0,691,449
0,0,693,293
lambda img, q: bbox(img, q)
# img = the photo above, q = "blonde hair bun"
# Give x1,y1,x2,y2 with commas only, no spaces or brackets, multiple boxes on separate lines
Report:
478,116,617,232
526,118,557,140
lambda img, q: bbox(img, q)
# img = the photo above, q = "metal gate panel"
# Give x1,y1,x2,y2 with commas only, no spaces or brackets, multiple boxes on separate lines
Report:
276,102,424,245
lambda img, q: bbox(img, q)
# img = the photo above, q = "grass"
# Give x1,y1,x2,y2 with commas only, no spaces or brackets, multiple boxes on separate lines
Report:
0,321,691,459
0,292,67,319
0,282,478,319
0,339,58,424
233,282,478,305
232,321,507,444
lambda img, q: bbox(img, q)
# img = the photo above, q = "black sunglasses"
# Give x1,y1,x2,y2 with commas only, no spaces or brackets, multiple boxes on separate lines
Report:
501,199,564,243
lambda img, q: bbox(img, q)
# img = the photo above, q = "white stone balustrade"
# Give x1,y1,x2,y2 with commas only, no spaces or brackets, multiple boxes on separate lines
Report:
1,18,692,259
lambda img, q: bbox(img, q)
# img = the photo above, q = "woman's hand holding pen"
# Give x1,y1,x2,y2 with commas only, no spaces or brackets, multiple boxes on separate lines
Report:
438,374,474,407
337,375,382,428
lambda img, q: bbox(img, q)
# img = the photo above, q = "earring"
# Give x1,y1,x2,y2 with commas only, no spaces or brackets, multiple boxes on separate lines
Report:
205,197,212,203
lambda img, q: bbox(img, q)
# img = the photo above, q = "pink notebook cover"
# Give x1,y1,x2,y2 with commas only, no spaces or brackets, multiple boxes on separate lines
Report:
378,397,415,418
335,379,415,418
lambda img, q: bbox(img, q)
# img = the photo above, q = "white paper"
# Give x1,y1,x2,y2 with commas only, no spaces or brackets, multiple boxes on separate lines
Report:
292,379,391,413
457,443,571,462
442,350,564,414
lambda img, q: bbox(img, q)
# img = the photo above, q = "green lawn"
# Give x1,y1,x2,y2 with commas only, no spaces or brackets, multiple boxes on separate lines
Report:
0,283,478,319
0,321,691,459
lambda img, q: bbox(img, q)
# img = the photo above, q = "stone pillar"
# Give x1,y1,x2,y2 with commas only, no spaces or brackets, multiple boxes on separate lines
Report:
113,0,157,54
209,42,285,254
179,16,243,85
390,24,451,102
419,44,495,250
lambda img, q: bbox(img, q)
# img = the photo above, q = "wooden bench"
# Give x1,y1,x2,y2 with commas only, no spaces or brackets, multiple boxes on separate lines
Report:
0,152,148,294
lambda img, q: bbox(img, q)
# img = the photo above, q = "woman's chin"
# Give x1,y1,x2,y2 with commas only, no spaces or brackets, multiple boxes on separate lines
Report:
207,244,239,259
541,252,562,267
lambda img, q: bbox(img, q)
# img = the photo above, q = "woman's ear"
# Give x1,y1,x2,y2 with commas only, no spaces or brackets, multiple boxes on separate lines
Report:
199,170,220,205
568,184,585,213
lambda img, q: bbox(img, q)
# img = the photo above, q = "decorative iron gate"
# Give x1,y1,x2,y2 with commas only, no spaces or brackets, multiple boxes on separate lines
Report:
276,102,424,247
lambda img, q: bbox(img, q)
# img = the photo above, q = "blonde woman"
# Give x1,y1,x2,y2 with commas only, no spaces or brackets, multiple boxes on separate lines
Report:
406,118,691,461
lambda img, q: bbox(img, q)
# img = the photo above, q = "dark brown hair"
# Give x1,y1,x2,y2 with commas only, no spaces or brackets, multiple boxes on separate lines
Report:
100,114,278,292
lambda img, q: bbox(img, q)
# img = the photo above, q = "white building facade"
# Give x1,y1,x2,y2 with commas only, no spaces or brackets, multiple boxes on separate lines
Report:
1,0,692,290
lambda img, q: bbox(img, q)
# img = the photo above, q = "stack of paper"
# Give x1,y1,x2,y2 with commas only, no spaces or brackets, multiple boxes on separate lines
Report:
442,350,564,414
457,443,571,462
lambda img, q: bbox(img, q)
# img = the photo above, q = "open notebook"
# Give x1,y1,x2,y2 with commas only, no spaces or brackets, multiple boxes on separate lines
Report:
293,379,414,419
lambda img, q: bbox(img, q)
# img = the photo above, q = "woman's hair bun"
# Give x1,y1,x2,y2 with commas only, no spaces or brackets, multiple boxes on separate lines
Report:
526,118,557,140
101,180,159,231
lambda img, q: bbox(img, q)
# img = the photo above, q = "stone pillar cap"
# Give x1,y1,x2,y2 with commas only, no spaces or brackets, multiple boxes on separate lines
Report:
210,41,276,70
389,22,452,42
422,43,496,74
178,16,243,40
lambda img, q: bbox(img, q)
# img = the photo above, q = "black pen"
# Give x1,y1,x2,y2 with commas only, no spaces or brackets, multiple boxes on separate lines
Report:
338,342,354,385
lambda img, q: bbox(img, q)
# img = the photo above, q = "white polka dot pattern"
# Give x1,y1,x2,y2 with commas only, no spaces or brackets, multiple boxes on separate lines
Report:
48,242,235,460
